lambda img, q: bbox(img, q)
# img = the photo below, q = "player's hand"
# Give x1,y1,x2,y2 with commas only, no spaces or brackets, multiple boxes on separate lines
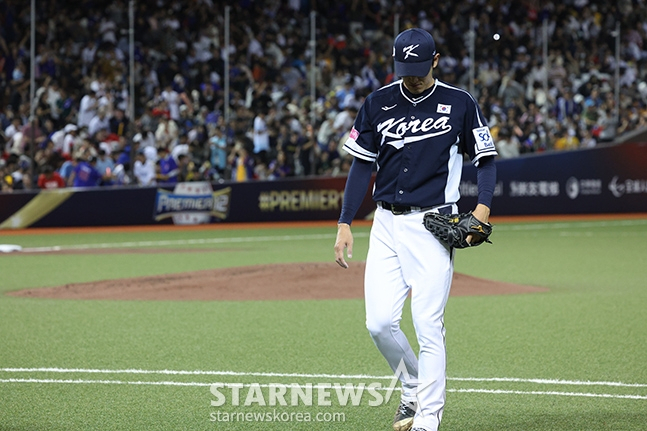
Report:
466,203,491,245
334,223,353,269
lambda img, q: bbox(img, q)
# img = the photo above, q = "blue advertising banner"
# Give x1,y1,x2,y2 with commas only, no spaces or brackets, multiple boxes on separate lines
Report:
0,141,646,229
458,141,647,215
0,176,376,228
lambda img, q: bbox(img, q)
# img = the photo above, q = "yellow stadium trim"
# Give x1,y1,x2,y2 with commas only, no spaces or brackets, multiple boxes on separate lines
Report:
0,189,75,229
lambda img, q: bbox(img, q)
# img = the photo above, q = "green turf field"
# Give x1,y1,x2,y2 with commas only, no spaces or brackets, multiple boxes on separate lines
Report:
1,217,646,430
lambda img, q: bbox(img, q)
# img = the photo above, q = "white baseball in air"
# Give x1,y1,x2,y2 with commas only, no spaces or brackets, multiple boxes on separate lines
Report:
493,33,500,41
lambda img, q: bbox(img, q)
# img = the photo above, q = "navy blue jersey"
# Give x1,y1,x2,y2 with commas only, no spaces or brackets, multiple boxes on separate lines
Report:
343,79,498,207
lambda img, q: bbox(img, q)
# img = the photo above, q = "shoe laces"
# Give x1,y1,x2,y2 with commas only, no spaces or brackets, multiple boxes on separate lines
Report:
398,401,416,415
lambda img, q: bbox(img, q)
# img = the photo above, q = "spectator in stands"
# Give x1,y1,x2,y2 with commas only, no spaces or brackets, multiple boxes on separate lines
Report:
95,149,115,178
49,124,66,155
228,139,255,182
268,150,293,180
61,124,79,158
4,117,23,143
252,109,270,156
157,146,180,184
34,138,64,173
297,124,316,176
332,154,353,177
155,114,179,151
1,171,14,192
88,106,111,138
37,164,66,189
77,86,99,129
495,128,520,159
176,154,190,183
68,155,108,188
314,150,334,176
208,125,228,178
253,156,269,181
332,106,358,138
58,157,78,185
133,148,157,186
109,108,129,137
316,112,339,151
580,129,597,149
111,162,132,186
161,79,192,122
554,88,580,124
34,86,53,125
554,126,581,151
279,130,301,172
9,158,32,190
18,117,45,157
2,0,647,192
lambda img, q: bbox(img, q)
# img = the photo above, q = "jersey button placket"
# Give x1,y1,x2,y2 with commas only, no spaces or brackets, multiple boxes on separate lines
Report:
396,109,415,202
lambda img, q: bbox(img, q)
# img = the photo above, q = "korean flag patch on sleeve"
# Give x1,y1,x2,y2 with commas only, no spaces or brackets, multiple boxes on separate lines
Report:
472,126,495,152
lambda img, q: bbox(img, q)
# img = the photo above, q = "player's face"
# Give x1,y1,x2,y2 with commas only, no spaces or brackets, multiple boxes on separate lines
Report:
401,54,439,94
402,66,434,94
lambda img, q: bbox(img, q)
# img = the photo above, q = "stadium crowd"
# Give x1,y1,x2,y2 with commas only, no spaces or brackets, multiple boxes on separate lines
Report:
1,0,647,191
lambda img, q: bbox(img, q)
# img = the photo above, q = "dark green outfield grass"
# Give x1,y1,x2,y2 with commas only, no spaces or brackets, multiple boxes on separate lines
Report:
1,217,646,430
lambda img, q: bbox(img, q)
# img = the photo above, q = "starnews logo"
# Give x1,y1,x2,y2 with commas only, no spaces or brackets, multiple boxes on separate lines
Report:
210,381,390,407
209,360,429,412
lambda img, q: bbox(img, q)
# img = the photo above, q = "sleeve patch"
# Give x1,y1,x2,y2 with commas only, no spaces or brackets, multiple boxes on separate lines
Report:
343,137,377,162
349,127,359,140
472,126,495,152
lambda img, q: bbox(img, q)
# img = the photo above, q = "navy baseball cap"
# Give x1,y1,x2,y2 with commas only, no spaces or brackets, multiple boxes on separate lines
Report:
393,28,437,77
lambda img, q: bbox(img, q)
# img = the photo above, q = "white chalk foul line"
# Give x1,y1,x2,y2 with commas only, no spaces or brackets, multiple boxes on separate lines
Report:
1,378,646,401
16,219,647,252
449,376,647,388
0,367,386,380
499,219,647,231
450,388,647,400
19,233,369,253
0,378,211,387
0,379,397,392
0,379,371,390
2,368,646,389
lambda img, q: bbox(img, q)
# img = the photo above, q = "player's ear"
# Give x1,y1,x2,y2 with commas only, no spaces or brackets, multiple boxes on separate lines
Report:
432,53,440,69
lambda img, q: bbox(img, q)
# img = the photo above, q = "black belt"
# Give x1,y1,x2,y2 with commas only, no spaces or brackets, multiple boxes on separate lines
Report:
377,201,453,215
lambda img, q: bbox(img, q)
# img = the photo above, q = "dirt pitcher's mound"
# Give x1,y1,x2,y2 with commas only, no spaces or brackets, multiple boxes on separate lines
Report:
8,262,546,301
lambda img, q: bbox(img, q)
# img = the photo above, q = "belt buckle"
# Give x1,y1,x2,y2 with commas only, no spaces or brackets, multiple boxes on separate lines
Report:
392,208,405,215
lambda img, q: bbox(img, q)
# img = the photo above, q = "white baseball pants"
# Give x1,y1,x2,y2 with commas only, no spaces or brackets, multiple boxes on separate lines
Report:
365,205,456,431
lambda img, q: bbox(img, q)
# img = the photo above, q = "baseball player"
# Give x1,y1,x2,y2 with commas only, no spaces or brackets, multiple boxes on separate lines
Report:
334,28,497,431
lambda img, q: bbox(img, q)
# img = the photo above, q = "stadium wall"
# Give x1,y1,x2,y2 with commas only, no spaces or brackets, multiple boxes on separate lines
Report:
0,141,646,229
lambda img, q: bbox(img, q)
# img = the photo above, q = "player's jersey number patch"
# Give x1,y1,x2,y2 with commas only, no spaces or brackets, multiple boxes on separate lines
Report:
472,126,494,151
